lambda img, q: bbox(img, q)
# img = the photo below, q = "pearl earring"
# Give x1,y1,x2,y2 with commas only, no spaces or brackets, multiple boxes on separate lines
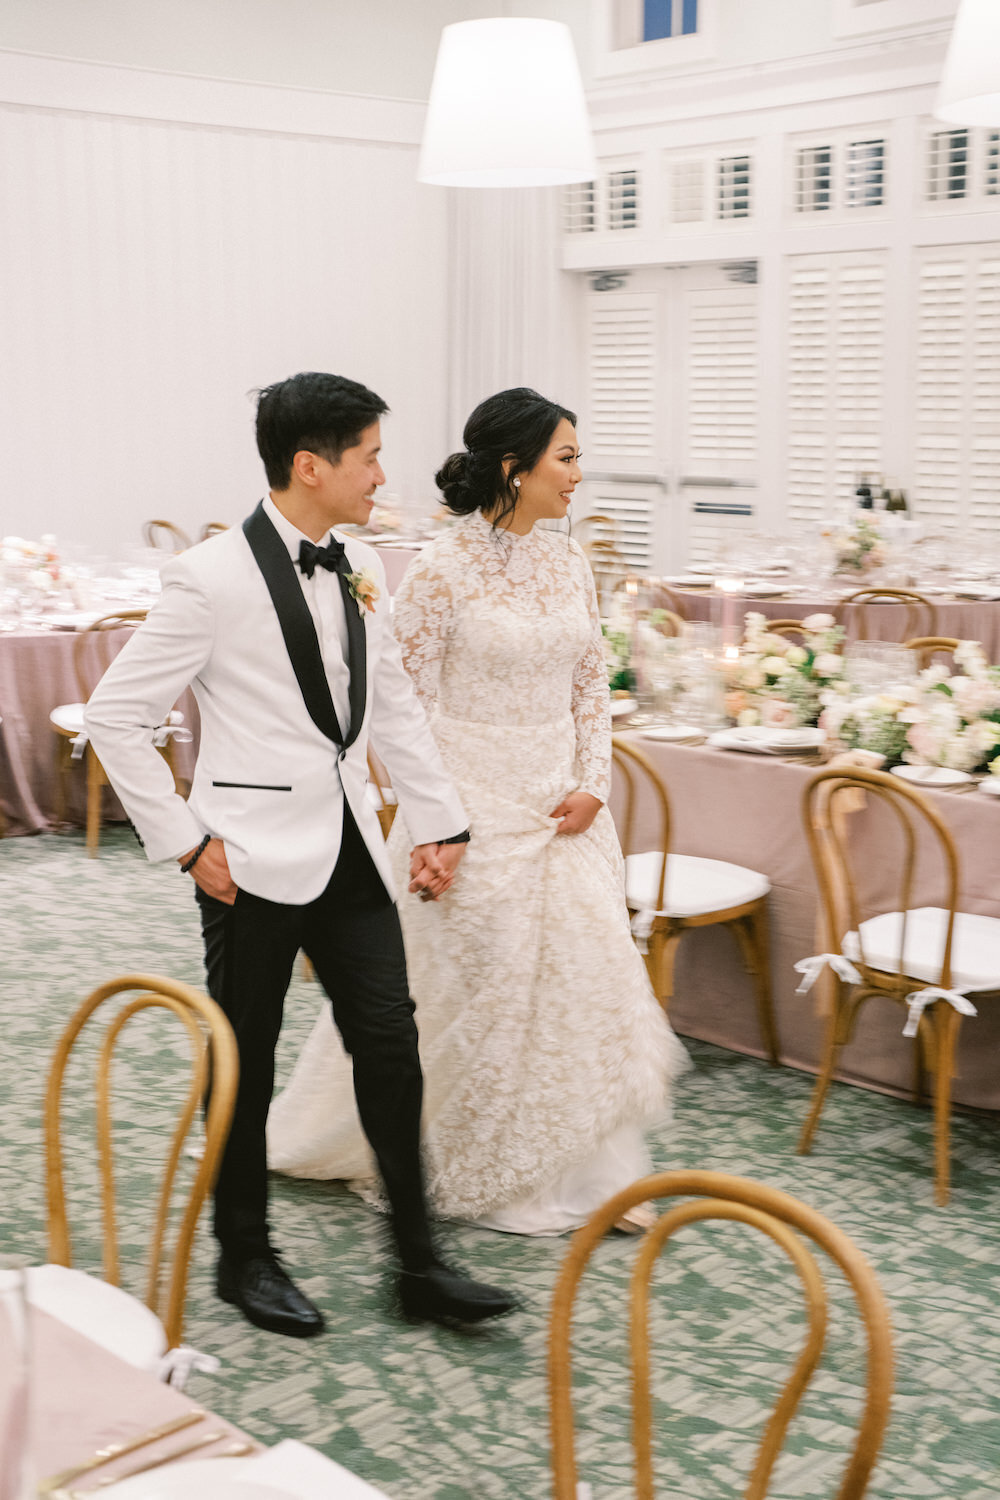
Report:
513,477,521,488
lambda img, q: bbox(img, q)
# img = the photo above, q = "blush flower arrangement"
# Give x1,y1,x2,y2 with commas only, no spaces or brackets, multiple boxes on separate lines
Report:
819,640,1000,773
724,612,847,728
832,515,886,577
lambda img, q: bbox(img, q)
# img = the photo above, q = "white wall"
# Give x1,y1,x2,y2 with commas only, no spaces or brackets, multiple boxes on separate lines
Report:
0,0,593,99
0,3,583,549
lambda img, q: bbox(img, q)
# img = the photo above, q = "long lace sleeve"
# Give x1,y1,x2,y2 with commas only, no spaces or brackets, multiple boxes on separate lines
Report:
389,551,455,714
569,542,612,803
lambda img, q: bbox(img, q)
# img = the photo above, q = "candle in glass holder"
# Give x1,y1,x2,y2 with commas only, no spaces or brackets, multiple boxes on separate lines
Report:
714,576,745,653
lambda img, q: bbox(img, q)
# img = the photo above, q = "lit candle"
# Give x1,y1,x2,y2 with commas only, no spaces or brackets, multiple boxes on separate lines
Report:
714,575,745,653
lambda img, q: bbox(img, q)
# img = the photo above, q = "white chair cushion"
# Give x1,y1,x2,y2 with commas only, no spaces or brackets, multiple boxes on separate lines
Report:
843,908,1000,993
49,702,86,735
28,1263,166,1372
625,851,770,920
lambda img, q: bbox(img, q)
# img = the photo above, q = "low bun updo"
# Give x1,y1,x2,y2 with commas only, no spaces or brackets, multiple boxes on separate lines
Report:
436,387,577,530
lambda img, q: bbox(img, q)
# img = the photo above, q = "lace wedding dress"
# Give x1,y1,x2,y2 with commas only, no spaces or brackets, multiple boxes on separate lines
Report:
267,511,686,1233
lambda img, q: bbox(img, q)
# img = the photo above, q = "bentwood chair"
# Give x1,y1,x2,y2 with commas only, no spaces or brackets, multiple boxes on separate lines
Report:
49,611,186,855
839,588,937,641
42,975,238,1371
764,618,817,643
549,1171,893,1500
798,767,1000,1205
612,736,779,1065
199,521,229,541
143,519,191,553
367,750,398,838
902,636,961,670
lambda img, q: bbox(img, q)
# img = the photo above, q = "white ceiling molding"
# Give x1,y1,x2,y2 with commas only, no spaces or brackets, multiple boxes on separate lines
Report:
0,47,426,144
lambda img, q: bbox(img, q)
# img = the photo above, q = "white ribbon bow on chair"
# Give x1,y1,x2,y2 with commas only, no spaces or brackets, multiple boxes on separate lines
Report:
902,986,978,1038
630,908,661,953
793,953,862,994
152,710,193,748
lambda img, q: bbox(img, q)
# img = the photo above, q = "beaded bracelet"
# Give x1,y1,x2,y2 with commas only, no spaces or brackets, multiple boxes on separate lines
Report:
180,833,212,874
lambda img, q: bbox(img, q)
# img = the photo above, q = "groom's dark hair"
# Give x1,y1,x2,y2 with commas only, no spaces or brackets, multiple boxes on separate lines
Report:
255,372,389,489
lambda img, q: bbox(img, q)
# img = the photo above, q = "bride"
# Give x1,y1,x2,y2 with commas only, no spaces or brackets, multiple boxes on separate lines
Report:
268,387,686,1234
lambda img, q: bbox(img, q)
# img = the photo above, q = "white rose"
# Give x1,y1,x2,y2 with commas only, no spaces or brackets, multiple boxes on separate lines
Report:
802,613,836,631
742,665,766,690
785,645,808,666
812,652,842,678
762,655,792,677
737,708,761,727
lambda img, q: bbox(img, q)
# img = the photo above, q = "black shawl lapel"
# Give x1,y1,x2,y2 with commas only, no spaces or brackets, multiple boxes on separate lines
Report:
242,503,344,747
336,568,367,749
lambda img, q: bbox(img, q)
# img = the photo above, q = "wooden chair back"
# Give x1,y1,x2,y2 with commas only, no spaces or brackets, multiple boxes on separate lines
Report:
44,975,239,1349
549,1170,893,1500
803,767,961,995
765,618,813,642
199,522,228,541
612,736,671,911
839,588,937,641
73,611,148,704
143,520,190,553
902,636,960,671
367,751,397,838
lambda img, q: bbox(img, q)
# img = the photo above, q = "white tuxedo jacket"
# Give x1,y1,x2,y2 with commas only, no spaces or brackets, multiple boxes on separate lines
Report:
84,506,467,904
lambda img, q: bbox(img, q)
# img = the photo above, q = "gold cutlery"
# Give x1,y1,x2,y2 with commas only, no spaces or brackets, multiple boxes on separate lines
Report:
38,1410,206,1495
76,1435,256,1493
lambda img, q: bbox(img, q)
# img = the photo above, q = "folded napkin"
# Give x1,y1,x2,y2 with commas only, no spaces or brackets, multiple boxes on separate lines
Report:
246,1440,389,1498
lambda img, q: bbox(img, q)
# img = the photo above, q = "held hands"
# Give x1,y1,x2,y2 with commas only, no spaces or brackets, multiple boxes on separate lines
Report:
549,791,602,836
178,837,237,905
409,841,466,902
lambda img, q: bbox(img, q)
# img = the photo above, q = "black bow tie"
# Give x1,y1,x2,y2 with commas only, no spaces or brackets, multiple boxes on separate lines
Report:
298,536,348,579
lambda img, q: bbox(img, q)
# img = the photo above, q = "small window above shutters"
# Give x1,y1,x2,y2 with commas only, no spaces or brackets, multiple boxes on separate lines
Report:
926,129,969,202
844,138,885,208
717,155,751,219
670,160,705,223
563,181,596,234
795,146,833,213
607,169,640,231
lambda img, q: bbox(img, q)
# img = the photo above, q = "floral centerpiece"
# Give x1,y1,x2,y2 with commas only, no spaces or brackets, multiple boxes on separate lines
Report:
602,622,634,694
820,641,1000,774
831,515,886,577
724,613,847,728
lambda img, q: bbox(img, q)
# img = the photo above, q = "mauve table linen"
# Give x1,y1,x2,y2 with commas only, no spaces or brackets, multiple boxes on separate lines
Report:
669,589,1000,655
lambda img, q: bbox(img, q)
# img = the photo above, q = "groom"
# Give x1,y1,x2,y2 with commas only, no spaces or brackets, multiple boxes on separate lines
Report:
85,371,514,1336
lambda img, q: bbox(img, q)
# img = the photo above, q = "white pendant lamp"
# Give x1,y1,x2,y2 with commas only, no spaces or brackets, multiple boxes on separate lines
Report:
935,0,1000,126
418,18,596,188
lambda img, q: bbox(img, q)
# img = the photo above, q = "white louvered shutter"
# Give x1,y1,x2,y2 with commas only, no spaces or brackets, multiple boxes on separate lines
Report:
670,160,705,224
786,256,885,522
584,293,659,570
563,181,595,233
686,291,757,476
607,169,640,231
795,146,833,214
915,250,1000,532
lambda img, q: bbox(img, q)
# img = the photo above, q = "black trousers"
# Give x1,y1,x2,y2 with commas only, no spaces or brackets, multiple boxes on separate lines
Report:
196,805,435,1270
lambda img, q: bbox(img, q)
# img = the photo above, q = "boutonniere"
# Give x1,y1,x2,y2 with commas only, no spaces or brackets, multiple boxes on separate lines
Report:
346,567,379,615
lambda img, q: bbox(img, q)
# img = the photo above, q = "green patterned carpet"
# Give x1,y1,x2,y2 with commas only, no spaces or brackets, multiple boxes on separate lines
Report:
1,829,998,1498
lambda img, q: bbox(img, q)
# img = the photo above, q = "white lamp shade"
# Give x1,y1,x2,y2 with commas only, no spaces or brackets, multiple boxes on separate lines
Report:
418,18,596,188
935,0,1000,126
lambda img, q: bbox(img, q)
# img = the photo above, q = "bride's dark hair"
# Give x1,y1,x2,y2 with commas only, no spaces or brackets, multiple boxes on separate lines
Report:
435,387,577,531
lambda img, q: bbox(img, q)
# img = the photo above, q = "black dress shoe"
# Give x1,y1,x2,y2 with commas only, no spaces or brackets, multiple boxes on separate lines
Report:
217,1252,325,1338
398,1260,517,1327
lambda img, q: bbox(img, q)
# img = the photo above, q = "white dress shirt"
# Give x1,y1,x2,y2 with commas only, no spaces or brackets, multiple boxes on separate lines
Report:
262,495,352,737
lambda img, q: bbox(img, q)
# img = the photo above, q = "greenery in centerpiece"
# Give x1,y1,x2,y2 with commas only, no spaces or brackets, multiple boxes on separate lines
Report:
724,612,847,728
820,641,1000,772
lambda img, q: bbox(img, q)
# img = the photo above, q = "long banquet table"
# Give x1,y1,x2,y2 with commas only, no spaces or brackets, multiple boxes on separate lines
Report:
667,586,1000,655
613,731,1000,1111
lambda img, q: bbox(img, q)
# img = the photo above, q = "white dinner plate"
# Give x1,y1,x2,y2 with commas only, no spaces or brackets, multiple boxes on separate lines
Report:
610,698,637,718
685,564,718,576
662,574,708,588
890,765,972,788
708,726,824,754
741,582,789,598
949,582,1000,600
640,724,705,742
977,777,1000,796
101,1459,294,1499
